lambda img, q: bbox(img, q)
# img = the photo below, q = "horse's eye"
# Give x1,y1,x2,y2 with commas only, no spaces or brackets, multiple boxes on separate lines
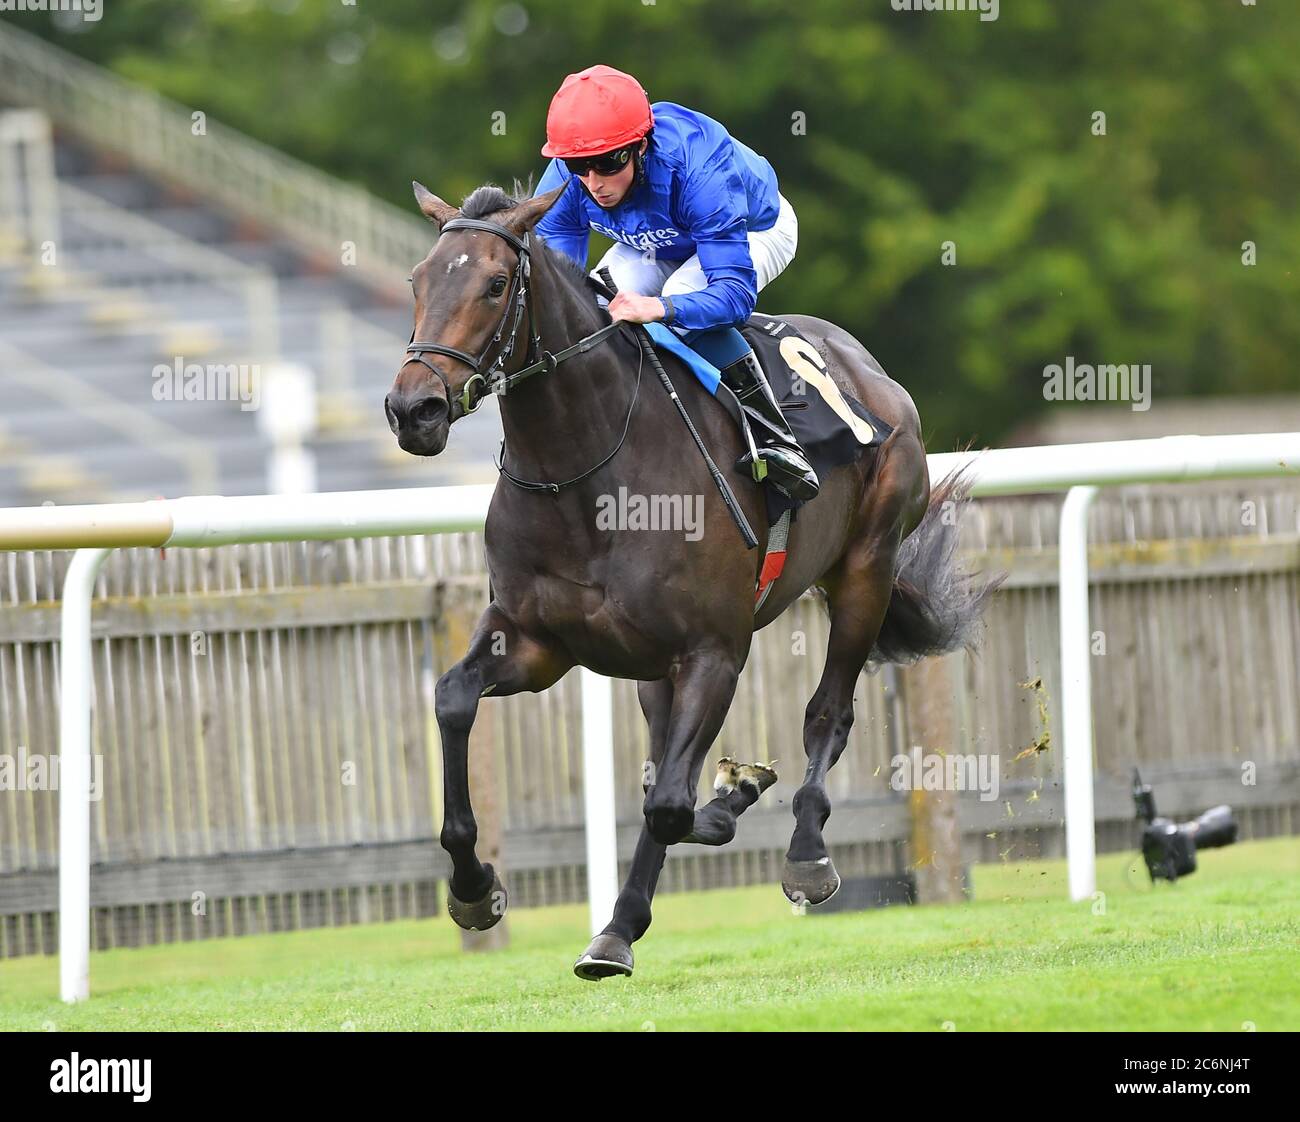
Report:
489,276,507,297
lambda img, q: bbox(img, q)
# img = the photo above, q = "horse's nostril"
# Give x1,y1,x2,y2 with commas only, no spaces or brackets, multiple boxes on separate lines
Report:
413,397,447,426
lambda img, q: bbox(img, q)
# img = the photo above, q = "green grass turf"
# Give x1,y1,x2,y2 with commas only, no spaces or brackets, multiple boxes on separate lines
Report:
1,838,1296,1031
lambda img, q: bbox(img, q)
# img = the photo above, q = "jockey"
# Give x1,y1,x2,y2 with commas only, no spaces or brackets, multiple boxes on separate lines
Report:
532,64,819,502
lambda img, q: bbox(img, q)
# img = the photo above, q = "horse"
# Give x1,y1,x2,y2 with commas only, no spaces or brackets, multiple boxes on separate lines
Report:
386,179,999,979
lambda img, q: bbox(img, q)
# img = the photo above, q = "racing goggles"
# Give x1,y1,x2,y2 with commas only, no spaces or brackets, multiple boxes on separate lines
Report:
563,144,636,177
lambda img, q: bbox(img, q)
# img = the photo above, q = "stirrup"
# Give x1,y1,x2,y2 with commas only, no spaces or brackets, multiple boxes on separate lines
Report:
737,446,820,501
721,351,820,501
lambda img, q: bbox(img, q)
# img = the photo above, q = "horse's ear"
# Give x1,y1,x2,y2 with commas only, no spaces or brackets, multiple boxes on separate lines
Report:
504,184,567,235
412,181,460,228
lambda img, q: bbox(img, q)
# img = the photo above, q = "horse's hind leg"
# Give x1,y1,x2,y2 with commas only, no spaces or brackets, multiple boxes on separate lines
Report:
783,546,899,906
785,436,925,905
436,604,570,930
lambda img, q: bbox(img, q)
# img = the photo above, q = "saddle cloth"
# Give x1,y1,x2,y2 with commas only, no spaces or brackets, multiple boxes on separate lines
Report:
739,314,892,521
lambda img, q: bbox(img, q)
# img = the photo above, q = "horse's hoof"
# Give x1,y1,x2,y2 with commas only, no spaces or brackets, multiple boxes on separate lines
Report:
447,865,507,931
715,757,779,796
782,856,841,906
573,933,634,981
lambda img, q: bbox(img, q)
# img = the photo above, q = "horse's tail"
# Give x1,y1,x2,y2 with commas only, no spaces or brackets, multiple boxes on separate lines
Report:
870,462,1005,665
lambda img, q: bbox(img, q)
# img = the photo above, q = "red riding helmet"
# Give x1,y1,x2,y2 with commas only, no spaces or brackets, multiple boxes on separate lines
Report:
540,64,655,158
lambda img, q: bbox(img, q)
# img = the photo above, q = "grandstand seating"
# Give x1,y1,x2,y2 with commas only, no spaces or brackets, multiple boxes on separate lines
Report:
0,95,504,507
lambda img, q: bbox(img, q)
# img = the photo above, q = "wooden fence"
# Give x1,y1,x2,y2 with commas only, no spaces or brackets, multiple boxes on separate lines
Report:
1,482,1297,956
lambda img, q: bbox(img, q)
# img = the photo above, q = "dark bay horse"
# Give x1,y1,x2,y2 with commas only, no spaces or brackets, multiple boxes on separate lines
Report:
387,180,998,979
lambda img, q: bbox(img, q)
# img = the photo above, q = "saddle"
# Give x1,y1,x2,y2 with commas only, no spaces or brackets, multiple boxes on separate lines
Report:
642,313,893,522
640,313,893,610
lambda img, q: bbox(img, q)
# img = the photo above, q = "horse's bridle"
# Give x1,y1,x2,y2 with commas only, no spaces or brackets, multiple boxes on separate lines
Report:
399,217,754,535
402,216,623,419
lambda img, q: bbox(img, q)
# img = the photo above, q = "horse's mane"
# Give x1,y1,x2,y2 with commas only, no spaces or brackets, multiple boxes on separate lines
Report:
459,181,602,304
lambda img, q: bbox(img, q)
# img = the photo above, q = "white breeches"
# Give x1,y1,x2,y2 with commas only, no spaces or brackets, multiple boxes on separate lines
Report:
591,193,798,318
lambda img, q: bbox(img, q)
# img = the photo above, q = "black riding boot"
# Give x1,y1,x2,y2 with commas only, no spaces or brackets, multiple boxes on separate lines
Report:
719,349,820,502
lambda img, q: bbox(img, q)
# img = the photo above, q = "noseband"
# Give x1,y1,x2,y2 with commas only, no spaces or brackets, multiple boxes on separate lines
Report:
403,216,623,418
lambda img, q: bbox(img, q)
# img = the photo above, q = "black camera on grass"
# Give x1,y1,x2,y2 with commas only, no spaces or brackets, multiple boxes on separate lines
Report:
1132,768,1238,882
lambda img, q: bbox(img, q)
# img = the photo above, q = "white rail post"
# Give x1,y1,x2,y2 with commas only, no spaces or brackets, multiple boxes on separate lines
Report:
1059,486,1099,902
580,668,619,936
59,547,114,1003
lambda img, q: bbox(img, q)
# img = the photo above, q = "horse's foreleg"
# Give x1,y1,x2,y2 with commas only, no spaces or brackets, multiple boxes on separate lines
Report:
579,649,740,975
576,679,672,980
436,605,570,929
644,663,778,850
643,650,741,845
681,759,779,845
575,824,669,981
577,667,766,980
636,675,770,852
